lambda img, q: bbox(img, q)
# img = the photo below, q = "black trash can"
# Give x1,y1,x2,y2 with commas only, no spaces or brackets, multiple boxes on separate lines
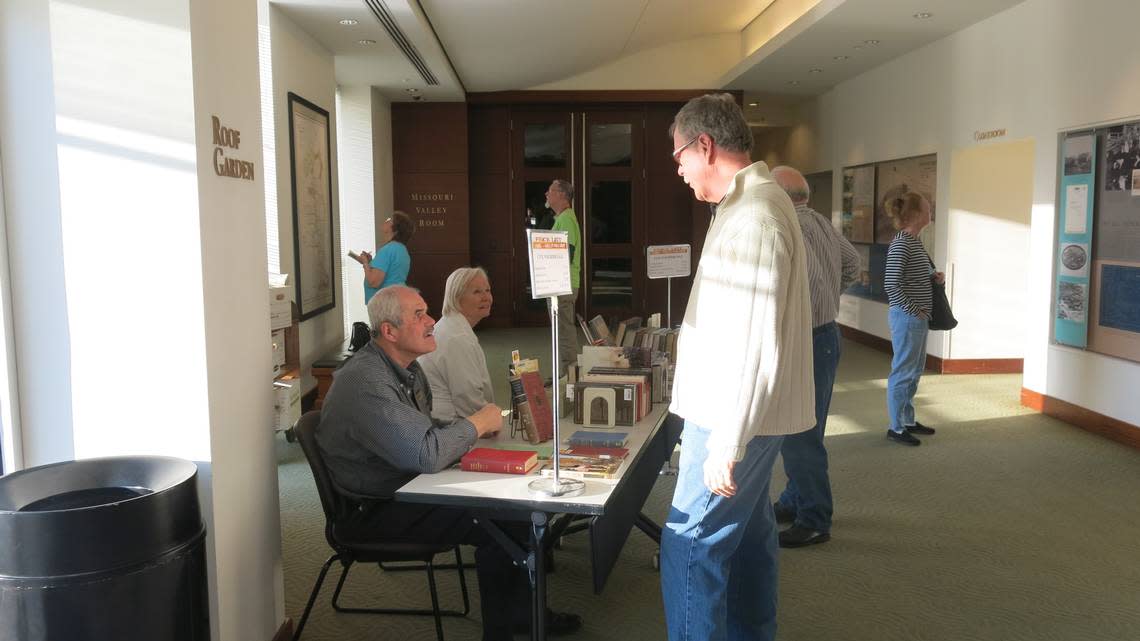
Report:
0,456,209,641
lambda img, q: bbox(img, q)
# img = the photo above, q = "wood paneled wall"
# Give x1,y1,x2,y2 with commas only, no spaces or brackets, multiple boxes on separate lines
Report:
468,105,513,328
393,97,708,328
391,103,469,316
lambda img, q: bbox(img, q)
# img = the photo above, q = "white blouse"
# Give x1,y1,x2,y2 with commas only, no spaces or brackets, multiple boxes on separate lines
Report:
418,313,495,422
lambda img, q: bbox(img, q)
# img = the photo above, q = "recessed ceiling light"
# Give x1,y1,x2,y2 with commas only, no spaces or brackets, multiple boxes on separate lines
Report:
913,12,932,19
809,68,823,74
864,39,880,45
748,102,758,107
787,80,800,86
357,39,376,45
338,18,358,26
833,55,849,61
404,88,420,94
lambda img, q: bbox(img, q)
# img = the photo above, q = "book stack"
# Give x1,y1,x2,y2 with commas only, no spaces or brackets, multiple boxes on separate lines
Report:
460,448,539,474
573,381,638,427
562,445,629,459
540,454,623,480
585,367,654,410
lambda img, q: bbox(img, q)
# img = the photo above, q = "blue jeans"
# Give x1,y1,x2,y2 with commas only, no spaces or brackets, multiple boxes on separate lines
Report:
776,322,840,531
661,421,784,641
887,306,929,431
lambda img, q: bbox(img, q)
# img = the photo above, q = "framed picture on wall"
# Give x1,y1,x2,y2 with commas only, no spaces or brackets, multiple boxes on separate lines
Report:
875,153,937,251
840,164,875,243
287,92,336,321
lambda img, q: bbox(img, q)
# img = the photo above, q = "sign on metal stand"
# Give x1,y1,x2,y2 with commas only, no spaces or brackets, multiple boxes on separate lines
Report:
646,244,692,328
525,229,584,499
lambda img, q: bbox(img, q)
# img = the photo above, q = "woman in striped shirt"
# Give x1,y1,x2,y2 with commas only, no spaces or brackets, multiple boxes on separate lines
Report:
883,193,943,446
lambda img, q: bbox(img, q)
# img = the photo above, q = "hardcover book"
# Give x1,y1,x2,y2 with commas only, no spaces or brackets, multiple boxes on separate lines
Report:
588,315,613,346
567,430,629,449
460,448,539,474
519,371,554,442
573,381,637,427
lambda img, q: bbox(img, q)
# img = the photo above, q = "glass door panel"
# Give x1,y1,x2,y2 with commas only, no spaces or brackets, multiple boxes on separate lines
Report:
588,181,632,244
511,111,573,326
581,110,644,323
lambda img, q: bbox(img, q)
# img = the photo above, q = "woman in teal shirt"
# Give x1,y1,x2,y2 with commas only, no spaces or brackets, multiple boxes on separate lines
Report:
357,210,413,304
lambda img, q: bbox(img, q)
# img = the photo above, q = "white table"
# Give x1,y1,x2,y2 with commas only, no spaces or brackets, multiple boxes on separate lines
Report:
395,405,682,641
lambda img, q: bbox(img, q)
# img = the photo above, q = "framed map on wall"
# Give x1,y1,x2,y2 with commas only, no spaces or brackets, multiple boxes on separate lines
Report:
875,153,937,252
287,92,336,321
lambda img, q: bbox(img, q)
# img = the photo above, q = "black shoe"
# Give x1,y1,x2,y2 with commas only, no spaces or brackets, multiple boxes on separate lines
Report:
906,421,936,435
887,429,921,446
773,503,796,524
512,610,582,636
779,525,831,548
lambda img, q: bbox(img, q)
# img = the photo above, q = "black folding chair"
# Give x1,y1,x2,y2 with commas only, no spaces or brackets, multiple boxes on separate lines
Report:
292,411,470,641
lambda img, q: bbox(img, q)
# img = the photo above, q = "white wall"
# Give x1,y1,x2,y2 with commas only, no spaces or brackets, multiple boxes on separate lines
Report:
0,1,284,639
270,6,343,390
800,0,1140,427
0,0,75,467
188,0,282,639
335,85,387,330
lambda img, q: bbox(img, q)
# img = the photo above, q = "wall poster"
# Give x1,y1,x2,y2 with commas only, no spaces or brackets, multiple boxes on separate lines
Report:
1076,121,1140,362
1054,133,1096,347
875,154,937,255
840,165,875,243
287,92,336,321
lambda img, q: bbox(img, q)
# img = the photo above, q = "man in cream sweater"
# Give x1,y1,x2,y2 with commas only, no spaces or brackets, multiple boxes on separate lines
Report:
661,93,815,641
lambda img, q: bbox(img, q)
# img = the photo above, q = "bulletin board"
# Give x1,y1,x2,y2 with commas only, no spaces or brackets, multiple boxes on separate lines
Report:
1064,121,1140,363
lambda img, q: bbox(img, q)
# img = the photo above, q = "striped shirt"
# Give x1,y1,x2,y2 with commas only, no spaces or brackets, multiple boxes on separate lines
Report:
884,231,932,317
317,341,477,498
795,204,860,327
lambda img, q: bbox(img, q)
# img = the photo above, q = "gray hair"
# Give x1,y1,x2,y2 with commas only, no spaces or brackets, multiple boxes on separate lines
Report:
367,285,420,335
551,179,575,201
771,165,810,204
441,267,489,317
669,93,753,154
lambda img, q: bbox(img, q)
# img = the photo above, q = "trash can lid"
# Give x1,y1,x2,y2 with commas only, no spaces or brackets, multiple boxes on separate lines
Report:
0,456,204,578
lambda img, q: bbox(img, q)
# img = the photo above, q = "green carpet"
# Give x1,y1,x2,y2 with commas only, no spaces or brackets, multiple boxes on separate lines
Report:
277,328,1140,641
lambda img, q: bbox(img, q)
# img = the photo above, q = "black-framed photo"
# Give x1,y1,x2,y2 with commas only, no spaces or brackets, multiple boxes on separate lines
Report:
287,92,336,321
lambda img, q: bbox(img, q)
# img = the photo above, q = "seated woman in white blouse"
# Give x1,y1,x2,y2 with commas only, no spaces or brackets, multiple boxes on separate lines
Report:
419,267,496,425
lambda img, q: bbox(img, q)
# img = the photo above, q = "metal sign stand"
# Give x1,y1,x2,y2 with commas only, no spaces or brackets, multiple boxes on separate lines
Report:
528,295,584,498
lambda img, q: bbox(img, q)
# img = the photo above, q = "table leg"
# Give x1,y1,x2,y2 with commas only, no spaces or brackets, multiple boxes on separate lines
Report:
529,511,548,641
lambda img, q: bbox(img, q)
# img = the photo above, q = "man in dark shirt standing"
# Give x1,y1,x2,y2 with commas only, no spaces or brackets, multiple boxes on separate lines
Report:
317,285,580,639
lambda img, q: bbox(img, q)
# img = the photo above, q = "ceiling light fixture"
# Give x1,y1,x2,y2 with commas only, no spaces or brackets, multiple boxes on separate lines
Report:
748,102,758,107
357,39,376,45
833,55,849,61
338,18,359,25
864,39,880,45
787,80,800,86
404,88,420,94
913,12,933,19
809,68,823,74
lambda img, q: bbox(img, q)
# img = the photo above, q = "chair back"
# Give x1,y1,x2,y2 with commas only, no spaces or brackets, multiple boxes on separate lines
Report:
293,411,353,533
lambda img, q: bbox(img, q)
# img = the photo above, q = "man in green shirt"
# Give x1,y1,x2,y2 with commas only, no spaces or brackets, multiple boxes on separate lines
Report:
546,179,580,376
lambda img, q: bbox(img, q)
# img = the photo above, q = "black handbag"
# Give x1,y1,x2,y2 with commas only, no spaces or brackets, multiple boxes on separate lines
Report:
928,258,957,331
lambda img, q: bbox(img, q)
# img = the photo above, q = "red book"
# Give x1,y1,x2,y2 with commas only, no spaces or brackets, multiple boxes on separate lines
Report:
460,448,539,474
519,371,554,442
